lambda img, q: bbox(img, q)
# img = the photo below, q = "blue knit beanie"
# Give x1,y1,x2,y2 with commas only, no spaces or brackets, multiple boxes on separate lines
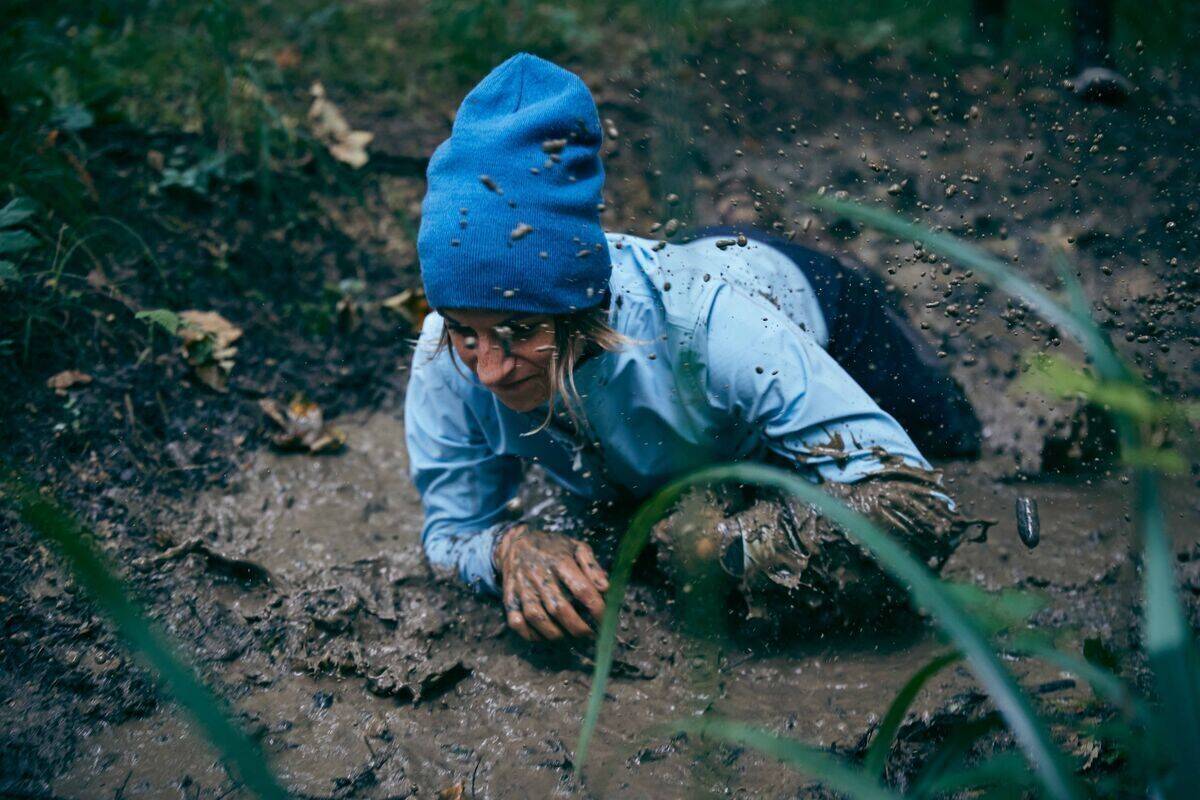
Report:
417,52,611,315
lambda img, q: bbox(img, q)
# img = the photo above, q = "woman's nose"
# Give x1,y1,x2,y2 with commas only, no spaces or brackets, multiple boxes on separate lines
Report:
473,338,514,385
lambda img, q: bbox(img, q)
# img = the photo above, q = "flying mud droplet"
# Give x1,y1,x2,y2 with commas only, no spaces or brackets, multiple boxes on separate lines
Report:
479,174,502,194
1015,496,1040,549
510,222,534,241
541,138,567,154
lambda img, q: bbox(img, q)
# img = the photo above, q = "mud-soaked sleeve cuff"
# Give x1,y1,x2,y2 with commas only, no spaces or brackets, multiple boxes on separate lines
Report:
426,524,504,596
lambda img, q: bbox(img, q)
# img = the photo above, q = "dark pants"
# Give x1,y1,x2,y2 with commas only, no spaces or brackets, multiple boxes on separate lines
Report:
690,225,981,458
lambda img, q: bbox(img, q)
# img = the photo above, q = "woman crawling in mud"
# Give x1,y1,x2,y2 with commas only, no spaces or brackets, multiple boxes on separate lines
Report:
404,53,988,641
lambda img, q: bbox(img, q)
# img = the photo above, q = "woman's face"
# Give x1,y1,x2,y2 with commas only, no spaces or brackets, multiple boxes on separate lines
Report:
442,309,556,412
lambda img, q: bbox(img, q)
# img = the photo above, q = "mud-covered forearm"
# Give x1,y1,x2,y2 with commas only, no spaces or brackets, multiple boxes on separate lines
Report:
654,463,991,626
791,463,989,571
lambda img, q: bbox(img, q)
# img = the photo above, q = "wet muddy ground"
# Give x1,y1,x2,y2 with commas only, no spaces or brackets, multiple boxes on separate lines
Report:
50,412,1199,798
4,16,1200,800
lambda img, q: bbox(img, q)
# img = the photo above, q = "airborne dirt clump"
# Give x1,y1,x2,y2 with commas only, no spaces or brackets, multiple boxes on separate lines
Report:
3,17,1199,800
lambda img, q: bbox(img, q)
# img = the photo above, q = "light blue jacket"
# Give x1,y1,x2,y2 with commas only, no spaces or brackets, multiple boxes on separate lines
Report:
403,233,930,594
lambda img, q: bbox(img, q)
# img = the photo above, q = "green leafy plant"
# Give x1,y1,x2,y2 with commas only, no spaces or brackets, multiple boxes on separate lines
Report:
575,196,1200,799
0,197,39,284
135,307,185,335
814,196,1200,797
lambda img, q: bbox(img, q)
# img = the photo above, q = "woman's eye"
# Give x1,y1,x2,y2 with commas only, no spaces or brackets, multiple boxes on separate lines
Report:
449,327,477,347
511,321,547,339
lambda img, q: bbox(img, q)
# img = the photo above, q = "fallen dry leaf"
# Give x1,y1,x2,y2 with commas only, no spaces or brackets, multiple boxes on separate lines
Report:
46,370,92,395
178,310,242,392
259,397,346,454
273,45,301,71
381,287,431,330
436,781,465,800
308,82,373,169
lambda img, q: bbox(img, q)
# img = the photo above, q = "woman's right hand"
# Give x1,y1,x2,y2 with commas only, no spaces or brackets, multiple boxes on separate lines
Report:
493,525,609,641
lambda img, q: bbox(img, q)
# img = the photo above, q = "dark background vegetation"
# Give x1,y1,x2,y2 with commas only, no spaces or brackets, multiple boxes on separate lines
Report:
2,0,1197,484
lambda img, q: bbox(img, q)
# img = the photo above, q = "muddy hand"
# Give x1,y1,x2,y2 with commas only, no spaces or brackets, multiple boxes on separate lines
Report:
494,525,609,641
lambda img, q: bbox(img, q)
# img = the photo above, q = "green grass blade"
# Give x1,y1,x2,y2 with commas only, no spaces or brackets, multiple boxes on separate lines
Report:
1006,636,1150,722
809,196,1126,382
5,473,290,800
863,650,962,778
909,714,1007,799
942,582,1045,636
915,750,1036,796
575,480,681,771
668,717,899,800
1049,247,1095,332
1136,470,1200,797
577,462,1084,800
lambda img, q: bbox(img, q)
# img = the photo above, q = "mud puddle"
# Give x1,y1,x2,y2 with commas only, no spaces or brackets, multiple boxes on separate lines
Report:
55,411,1199,798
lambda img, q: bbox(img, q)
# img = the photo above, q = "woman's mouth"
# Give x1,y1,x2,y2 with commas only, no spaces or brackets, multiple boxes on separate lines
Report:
496,374,534,390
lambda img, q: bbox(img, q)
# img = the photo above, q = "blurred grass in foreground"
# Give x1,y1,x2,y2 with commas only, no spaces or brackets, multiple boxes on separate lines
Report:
576,197,1199,798
2,471,289,799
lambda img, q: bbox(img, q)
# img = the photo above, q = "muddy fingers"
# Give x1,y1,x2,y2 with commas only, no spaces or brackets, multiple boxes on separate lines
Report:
503,576,537,641
538,575,593,637
574,542,610,593
553,562,605,622
518,574,563,640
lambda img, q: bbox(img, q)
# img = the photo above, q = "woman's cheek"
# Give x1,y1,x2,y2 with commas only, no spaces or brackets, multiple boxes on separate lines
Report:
452,338,477,369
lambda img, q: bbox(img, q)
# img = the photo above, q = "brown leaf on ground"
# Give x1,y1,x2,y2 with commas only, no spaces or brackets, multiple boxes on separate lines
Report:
273,45,301,71
259,397,347,454
381,287,431,330
436,781,465,800
308,82,374,168
46,370,92,395
178,310,242,392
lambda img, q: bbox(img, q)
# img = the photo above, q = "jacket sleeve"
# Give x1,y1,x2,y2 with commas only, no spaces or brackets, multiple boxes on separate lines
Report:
403,333,522,596
697,282,931,483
